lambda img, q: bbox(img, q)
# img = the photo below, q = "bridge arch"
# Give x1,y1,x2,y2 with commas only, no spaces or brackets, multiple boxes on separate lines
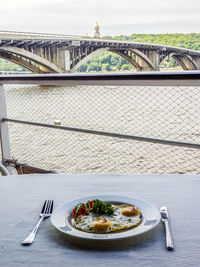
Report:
109,49,142,71
130,49,156,70
0,50,45,73
71,48,109,71
160,53,198,70
0,46,62,73
71,47,156,72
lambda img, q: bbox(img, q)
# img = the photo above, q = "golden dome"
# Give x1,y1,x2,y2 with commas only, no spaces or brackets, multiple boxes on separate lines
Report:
94,22,100,38
95,22,99,31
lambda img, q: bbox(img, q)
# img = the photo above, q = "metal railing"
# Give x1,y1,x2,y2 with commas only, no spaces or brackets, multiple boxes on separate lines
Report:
0,71,200,174
0,30,83,39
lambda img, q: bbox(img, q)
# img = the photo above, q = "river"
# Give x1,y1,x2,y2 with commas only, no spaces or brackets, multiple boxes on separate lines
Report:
4,84,200,174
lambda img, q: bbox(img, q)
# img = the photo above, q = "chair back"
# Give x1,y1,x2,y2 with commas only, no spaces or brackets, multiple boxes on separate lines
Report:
0,163,10,176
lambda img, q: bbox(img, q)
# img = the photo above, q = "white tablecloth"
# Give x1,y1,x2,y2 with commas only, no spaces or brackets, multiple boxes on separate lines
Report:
1,173,200,266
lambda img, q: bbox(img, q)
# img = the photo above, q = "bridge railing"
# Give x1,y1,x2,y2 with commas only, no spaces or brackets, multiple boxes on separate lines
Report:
0,71,200,174
0,30,83,39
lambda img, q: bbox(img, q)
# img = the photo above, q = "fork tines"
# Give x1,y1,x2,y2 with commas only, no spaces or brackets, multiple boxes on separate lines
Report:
41,200,54,215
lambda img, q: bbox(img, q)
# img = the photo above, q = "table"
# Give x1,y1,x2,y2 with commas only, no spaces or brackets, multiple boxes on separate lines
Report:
1,173,200,267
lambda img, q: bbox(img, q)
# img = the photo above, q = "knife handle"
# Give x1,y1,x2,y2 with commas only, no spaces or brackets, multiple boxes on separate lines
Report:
164,221,174,250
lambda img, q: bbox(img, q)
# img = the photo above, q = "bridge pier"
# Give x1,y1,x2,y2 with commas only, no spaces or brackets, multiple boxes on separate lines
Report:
148,50,160,71
63,50,71,72
192,57,200,69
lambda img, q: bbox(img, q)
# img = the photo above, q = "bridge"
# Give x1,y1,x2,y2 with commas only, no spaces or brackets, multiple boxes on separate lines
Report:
1,30,200,73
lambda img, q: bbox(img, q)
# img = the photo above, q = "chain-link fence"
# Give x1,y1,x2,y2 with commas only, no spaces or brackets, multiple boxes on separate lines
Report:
2,82,200,174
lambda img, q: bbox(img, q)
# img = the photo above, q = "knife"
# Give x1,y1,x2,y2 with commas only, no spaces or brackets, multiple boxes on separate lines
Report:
160,206,174,250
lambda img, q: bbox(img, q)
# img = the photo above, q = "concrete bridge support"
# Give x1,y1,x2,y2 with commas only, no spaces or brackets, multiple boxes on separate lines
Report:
63,50,71,72
147,50,160,71
132,49,156,71
191,57,200,69
0,46,63,73
172,54,198,70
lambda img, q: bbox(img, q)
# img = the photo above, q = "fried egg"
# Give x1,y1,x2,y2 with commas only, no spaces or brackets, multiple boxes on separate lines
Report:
73,204,142,233
122,206,141,216
92,219,113,230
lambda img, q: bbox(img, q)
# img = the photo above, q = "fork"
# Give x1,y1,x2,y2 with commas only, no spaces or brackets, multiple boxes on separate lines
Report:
22,200,54,245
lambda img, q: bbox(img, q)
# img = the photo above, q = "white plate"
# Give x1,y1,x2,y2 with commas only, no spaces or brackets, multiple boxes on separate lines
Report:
51,195,161,240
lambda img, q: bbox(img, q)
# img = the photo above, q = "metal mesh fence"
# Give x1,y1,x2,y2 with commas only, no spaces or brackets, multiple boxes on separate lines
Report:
3,83,200,174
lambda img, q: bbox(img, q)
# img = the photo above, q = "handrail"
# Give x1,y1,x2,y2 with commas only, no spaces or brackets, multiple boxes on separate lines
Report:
4,118,200,150
0,71,200,86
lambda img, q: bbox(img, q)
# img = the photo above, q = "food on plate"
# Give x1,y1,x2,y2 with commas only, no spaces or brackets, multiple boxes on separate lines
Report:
121,206,141,216
92,218,113,230
71,199,142,233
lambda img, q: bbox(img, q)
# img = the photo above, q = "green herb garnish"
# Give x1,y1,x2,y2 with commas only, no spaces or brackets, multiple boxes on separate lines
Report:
90,199,114,215
72,199,114,221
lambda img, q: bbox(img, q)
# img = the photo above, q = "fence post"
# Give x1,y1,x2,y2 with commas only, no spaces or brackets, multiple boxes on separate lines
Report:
0,84,12,174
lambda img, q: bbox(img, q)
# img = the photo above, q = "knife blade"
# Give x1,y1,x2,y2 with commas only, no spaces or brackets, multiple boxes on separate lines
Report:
160,206,174,250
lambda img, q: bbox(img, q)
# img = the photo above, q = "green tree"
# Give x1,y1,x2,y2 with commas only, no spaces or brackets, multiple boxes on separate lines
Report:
102,63,111,71
121,64,131,70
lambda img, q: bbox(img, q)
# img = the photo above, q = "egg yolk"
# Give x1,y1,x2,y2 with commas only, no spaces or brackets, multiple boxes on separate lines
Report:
122,206,140,216
92,219,113,230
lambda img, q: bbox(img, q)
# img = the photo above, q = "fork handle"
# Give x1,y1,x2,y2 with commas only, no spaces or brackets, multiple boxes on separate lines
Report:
22,217,44,245
164,221,174,250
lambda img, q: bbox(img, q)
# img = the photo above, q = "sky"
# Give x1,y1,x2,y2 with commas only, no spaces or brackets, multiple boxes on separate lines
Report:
1,0,200,36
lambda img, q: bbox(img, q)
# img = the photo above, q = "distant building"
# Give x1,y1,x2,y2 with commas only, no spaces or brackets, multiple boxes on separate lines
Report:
94,22,100,38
